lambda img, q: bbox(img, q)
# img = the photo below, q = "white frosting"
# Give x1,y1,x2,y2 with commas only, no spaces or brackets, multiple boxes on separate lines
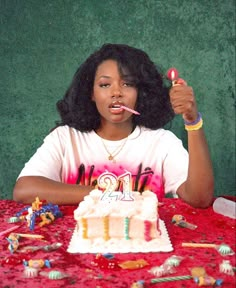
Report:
89,189,102,199
68,189,173,254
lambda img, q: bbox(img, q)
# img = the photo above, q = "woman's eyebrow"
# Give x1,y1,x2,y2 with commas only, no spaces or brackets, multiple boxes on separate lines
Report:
98,75,111,79
97,75,134,81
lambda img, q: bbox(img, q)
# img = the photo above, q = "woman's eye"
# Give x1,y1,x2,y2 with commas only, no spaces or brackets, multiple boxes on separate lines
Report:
99,83,110,88
123,82,134,87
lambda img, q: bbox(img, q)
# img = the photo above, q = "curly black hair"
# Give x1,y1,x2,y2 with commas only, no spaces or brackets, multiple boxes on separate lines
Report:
56,43,175,131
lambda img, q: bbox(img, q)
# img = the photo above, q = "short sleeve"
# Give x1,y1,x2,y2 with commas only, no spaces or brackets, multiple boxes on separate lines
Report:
17,127,67,181
162,133,189,197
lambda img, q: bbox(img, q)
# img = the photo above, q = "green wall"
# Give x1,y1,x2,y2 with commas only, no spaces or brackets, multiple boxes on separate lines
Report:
0,0,235,199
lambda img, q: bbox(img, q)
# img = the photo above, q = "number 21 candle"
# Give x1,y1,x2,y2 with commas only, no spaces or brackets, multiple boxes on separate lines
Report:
97,171,134,201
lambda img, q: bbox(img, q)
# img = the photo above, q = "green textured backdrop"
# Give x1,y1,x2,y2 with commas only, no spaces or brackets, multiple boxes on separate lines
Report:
0,0,235,199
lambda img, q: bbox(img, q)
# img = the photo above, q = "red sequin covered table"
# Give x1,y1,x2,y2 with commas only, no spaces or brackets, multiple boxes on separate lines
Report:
0,198,235,288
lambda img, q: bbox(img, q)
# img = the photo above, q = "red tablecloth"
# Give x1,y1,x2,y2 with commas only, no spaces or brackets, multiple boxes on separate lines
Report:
0,198,235,288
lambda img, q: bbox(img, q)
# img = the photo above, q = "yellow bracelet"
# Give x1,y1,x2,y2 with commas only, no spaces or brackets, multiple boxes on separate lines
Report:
185,119,203,131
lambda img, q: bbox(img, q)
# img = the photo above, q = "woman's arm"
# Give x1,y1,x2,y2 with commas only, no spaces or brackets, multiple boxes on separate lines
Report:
177,128,214,208
13,176,94,205
170,82,214,208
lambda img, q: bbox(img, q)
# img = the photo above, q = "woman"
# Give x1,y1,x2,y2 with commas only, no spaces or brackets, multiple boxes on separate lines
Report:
13,43,214,208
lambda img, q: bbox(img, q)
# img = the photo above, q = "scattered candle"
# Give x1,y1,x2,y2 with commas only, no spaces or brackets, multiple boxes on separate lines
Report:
150,275,192,283
16,233,44,239
182,243,216,248
182,242,234,256
0,225,21,237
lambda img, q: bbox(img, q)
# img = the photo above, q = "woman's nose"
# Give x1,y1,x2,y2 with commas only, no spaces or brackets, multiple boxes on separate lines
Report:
112,85,122,98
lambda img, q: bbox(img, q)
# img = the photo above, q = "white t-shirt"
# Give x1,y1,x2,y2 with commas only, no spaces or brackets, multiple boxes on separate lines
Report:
18,125,189,199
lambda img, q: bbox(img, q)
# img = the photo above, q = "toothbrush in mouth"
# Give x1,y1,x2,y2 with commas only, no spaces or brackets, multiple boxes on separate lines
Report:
120,105,140,115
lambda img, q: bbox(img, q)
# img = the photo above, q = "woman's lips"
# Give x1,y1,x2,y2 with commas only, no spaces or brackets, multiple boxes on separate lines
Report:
109,104,123,114
109,101,123,113
108,101,140,115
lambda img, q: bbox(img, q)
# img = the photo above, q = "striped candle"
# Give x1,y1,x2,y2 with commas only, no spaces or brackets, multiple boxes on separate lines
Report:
151,275,192,283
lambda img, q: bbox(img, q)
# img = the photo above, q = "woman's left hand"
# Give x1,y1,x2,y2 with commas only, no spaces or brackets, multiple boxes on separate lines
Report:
169,79,198,123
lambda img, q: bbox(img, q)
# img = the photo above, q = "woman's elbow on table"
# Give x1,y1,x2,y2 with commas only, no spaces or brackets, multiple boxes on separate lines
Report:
13,176,36,204
177,182,214,209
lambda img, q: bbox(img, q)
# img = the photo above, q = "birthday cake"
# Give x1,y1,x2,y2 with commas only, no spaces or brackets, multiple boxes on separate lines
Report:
67,189,173,253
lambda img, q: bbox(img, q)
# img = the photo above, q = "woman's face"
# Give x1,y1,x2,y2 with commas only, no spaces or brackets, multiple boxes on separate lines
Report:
92,59,138,125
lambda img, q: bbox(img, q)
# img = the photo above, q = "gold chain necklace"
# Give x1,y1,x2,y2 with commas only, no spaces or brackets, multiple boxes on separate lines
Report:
101,137,128,163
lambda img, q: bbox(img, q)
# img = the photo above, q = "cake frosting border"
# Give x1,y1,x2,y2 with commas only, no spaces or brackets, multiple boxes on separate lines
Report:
67,219,173,253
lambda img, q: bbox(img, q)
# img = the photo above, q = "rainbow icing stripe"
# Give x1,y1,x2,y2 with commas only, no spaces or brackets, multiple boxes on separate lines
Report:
124,217,130,240
80,216,155,241
144,220,152,241
81,218,88,239
103,216,110,241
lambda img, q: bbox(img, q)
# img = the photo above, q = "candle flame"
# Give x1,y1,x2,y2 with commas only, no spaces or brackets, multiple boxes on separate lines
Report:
171,70,176,80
